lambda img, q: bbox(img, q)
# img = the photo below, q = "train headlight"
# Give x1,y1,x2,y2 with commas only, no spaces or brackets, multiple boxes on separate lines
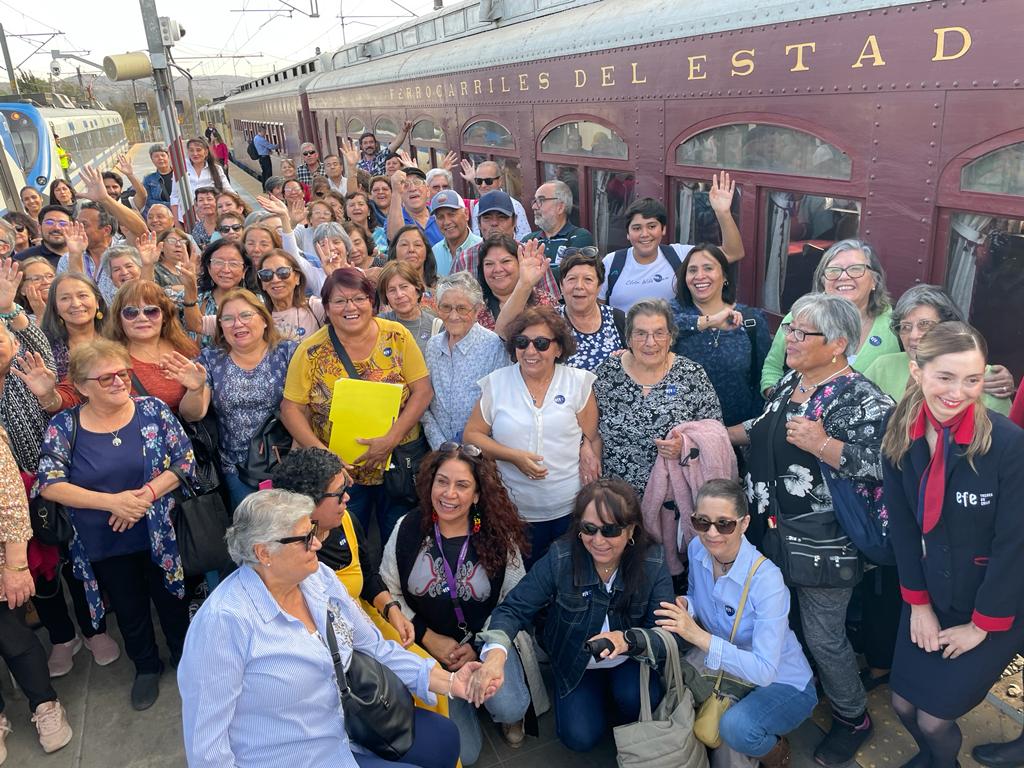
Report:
36,176,47,185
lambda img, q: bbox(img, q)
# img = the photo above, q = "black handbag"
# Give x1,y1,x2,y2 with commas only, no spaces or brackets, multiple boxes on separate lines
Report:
236,411,293,487
30,407,80,546
325,610,415,760
169,466,233,576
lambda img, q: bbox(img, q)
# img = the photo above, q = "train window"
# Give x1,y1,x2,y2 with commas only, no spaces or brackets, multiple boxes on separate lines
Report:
463,120,513,150
961,142,1024,197
375,117,398,144
541,121,627,160
412,119,444,144
347,117,366,138
589,168,636,252
541,163,581,227
946,212,1024,376
677,124,851,181
415,147,431,171
763,192,862,314
673,179,741,246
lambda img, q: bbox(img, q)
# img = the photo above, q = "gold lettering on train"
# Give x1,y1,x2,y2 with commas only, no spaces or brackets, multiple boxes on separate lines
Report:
473,79,482,95
630,62,646,84
785,42,816,72
460,81,468,96
932,26,972,61
447,83,456,98
538,72,550,90
497,76,508,93
851,35,886,68
730,49,755,77
601,66,615,87
415,86,422,98
574,69,587,88
688,55,708,80
488,77,494,94
519,73,530,91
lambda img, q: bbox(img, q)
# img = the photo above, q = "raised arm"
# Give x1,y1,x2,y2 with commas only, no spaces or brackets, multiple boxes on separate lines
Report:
80,164,147,239
387,120,413,157
708,172,744,263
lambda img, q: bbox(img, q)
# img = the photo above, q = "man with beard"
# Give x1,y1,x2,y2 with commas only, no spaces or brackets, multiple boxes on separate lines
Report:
16,206,70,269
524,180,593,275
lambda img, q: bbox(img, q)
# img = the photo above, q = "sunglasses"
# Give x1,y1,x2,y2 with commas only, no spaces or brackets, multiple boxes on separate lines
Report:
85,368,133,388
276,521,320,551
438,441,483,457
317,489,348,503
512,335,554,352
690,515,739,534
217,224,243,233
13,224,26,233
257,266,294,282
120,304,162,321
580,521,626,538
474,176,499,186
302,150,318,156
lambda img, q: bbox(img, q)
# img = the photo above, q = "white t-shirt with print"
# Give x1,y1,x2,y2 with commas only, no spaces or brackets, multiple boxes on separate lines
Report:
598,243,693,313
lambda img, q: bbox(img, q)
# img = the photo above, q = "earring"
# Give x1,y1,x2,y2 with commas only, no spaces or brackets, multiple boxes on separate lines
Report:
578,532,584,539
95,310,104,320
431,510,438,523
831,354,837,364
264,561,271,567
628,536,635,545
471,504,481,535
723,279,729,287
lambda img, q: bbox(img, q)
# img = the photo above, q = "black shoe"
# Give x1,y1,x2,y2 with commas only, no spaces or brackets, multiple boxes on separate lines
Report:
859,667,890,692
974,737,1024,768
814,712,873,767
131,664,164,711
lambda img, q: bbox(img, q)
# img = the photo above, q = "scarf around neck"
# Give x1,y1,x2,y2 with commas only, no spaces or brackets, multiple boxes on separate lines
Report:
909,400,975,534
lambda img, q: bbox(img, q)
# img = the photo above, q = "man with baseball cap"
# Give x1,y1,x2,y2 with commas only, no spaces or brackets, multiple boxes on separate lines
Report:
453,191,560,297
386,166,443,247
133,143,175,217
429,190,481,277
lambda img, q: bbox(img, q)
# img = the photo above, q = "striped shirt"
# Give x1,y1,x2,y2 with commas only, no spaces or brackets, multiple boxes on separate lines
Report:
178,562,437,768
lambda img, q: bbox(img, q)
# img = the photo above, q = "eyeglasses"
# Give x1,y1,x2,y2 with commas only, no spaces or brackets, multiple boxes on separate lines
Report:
895,319,939,335
220,310,259,326
532,196,556,207
562,246,600,259
257,266,294,282
690,515,739,535
822,264,872,281
438,441,483,458
276,522,319,551
210,258,245,271
12,224,25,233
163,237,186,247
405,177,426,188
329,295,371,308
217,224,243,233
780,323,826,343
42,218,70,228
474,176,499,186
317,490,348,504
85,368,133,388
580,521,626,538
437,302,474,318
302,150,318,156
630,329,670,343
120,304,162,321
512,335,554,352
22,272,55,283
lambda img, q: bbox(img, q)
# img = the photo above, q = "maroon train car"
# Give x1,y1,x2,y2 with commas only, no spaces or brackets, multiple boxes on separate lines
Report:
224,0,1023,374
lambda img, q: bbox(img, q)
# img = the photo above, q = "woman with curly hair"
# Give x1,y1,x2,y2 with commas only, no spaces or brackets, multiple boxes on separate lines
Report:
380,443,544,764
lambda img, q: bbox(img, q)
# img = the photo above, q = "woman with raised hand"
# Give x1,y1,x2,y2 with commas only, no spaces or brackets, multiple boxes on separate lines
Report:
15,256,55,324
343,220,386,273
312,222,354,277
556,246,625,371
475,235,557,335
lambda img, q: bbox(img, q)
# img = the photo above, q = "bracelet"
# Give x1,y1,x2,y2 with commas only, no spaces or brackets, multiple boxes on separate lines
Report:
379,600,401,620
446,670,456,700
0,306,23,321
182,300,198,308
42,391,62,411
144,482,157,501
4,564,29,572
818,436,833,459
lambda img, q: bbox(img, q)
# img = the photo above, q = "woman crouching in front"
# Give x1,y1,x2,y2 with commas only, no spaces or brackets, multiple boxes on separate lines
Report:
656,479,817,767
178,489,495,768
471,478,675,752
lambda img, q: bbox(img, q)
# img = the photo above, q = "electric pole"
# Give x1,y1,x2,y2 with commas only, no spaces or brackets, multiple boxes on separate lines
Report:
0,25,17,95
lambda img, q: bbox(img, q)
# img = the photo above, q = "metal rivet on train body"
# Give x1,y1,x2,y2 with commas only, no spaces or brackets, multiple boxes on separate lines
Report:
926,179,932,184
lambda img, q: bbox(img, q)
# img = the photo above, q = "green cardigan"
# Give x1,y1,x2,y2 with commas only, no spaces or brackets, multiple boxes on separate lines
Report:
862,351,1011,415
760,306,900,395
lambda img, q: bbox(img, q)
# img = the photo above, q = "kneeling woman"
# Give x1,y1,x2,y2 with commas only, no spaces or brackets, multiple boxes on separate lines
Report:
179,489,491,768
655,479,817,767
473,478,674,752
380,444,538,765
881,322,1024,768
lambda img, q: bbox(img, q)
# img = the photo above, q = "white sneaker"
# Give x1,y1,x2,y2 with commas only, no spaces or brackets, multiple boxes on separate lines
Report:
0,713,12,765
32,700,72,754
47,637,82,678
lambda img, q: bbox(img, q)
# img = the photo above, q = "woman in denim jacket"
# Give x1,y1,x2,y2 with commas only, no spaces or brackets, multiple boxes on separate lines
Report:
473,477,676,752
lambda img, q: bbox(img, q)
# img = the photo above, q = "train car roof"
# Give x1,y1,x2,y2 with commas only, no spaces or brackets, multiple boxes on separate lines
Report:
306,0,921,94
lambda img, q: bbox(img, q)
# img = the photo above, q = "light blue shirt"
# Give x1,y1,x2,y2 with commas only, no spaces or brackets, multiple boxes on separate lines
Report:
431,230,482,277
422,322,507,449
688,536,813,690
178,562,437,768
56,250,117,304
253,134,276,156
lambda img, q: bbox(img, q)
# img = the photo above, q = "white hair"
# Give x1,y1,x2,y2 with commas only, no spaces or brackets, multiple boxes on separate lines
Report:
226,489,314,567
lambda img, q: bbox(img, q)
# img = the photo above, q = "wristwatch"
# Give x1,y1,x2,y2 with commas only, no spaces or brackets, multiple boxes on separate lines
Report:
624,628,647,656
379,600,401,620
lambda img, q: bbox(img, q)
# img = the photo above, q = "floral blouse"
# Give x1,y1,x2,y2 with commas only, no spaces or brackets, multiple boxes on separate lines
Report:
594,354,722,493
0,427,33,586
37,397,196,628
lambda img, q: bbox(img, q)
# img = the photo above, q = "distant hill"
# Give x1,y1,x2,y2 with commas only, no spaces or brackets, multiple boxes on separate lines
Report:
58,74,250,104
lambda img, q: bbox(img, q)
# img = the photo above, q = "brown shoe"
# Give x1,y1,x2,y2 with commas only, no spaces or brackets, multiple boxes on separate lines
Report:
761,736,791,768
500,719,526,749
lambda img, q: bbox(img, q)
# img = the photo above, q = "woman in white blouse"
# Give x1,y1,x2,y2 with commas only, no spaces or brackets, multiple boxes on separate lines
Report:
464,306,601,567
169,137,234,223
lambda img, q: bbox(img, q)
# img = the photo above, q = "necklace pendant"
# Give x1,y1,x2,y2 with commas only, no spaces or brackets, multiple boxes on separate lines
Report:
111,436,122,446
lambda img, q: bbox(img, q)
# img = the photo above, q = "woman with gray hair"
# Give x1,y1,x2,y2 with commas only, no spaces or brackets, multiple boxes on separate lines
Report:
422,271,507,448
593,297,722,493
728,292,894,768
178,488,486,768
760,239,901,396
312,221,355,276
863,284,1014,411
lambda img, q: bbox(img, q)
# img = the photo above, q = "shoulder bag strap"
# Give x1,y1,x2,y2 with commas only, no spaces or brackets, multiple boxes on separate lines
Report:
327,324,362,380
741,309,760,397
712,555,767,693
605,248,629,302
659,244,684,277
325,610,350,695
130,371,150,397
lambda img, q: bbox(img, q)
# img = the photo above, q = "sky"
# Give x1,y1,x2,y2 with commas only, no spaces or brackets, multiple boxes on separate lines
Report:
0,0,440,81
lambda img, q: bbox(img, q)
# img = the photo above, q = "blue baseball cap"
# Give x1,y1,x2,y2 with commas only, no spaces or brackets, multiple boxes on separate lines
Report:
429,189,465,213
477,190,514,217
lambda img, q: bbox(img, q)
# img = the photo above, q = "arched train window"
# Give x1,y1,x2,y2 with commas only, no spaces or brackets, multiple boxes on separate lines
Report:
374,117,397,143
412,118,444,144
541,120,627,160
463,119,514,150
961,141,1024,197
347,116,366,138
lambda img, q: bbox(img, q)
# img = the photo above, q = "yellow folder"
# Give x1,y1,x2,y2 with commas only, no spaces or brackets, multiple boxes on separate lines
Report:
328,378,404,466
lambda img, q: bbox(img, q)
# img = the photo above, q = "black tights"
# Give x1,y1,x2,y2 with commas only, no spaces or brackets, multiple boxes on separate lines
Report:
891,693,962,768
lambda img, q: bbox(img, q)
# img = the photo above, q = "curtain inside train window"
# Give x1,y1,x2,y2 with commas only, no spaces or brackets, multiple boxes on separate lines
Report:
541,121,628,160
590,168,635,252
677,124,851,181
462,120,514,149
674,179,742,246
961,142,1024,197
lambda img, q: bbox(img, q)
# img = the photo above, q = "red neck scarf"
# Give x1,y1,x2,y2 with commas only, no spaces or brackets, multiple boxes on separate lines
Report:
909,401,975,534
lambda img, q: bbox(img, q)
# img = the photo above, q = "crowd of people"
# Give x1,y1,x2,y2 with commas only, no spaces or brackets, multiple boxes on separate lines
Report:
0,126,1022,768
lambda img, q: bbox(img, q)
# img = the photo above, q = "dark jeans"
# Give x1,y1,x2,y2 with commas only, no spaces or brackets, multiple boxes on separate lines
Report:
523,515,571,570
34,558,106,643
90,551,189,675
352,708,460,768
258,155,273,185
346,483,414,555
554,659,663,752
0,604,58,713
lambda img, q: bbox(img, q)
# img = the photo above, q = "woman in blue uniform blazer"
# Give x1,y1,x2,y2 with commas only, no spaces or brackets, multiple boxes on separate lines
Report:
881,321,1024,768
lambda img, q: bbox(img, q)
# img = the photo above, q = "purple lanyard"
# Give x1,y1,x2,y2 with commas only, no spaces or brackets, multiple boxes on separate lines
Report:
433,522,471,632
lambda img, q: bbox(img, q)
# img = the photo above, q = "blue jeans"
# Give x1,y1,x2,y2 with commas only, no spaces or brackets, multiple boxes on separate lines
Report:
346,482,415,547
555,659,663,752
353,708,460,768
523,515,571,570
719,680,818,757
223,472,257,513
449,644,531,765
